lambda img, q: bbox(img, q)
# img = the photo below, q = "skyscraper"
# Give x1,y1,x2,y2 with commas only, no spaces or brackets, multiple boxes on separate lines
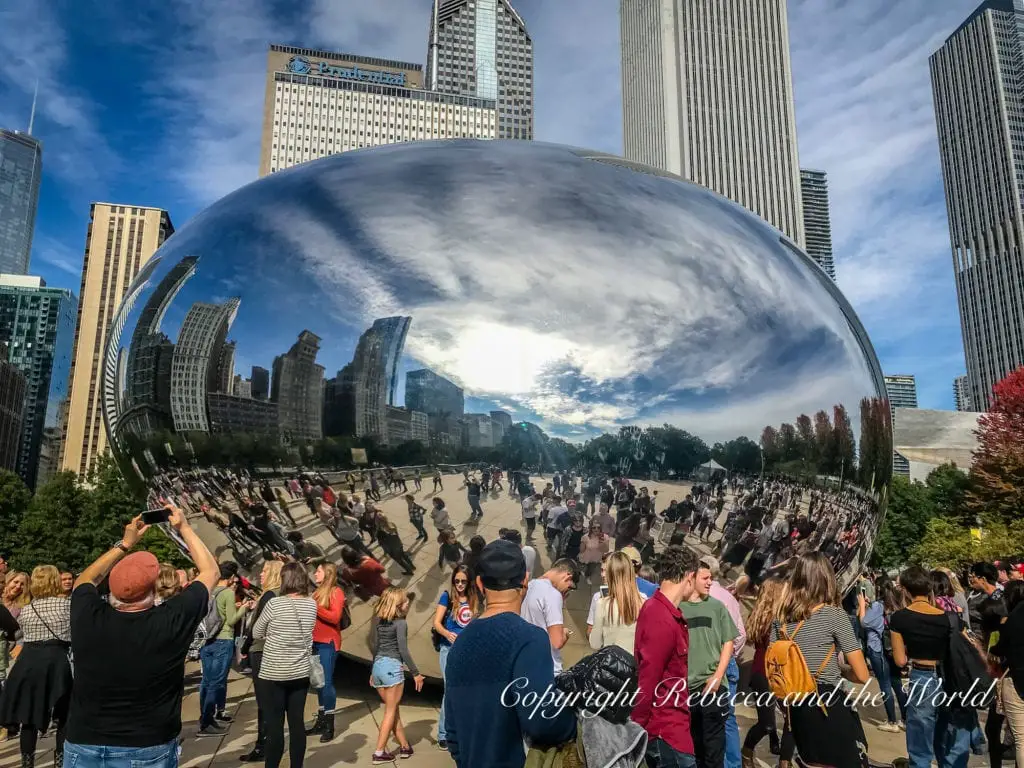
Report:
0,129,42,275
272,330,325,443
251,366,270,400
258,45,497,176
619,0,805,245
954,374,975,412
0,275,77,488
326,317,411,442
800,169,837,280
885,374,919,477
405,368,464,417
169,298,240,433
426,0,534,139
931,0,1024,411
61,204,174,476
0,343,26,472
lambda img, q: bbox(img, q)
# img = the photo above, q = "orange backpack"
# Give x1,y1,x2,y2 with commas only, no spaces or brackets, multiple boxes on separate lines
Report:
764,609,835,703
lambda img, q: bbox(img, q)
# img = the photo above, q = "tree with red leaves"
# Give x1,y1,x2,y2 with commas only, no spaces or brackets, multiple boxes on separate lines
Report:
968,366,1024,519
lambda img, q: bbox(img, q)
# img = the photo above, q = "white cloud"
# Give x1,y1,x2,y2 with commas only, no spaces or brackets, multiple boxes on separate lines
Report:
0,3,119,188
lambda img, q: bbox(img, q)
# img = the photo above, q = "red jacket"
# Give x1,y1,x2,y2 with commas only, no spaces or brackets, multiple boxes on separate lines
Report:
342,558,390,598
631,589,694,756
312,586,345,649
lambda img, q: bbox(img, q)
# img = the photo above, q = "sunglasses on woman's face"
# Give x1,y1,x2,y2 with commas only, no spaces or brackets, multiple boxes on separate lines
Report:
454,579,468,585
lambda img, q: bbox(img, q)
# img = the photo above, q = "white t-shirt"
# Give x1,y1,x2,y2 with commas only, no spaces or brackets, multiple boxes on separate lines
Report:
521,498,538,520
522,545,538,578
587,590,601,627
547,505,568,527
520,578,565,672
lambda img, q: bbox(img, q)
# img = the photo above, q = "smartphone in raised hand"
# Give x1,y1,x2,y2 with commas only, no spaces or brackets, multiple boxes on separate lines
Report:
141,507,171,525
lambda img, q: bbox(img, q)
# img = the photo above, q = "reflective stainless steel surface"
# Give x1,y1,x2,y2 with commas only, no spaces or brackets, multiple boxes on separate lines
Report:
103,140,891,605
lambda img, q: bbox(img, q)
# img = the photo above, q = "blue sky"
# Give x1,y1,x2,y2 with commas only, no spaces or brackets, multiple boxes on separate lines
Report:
1,0,982,410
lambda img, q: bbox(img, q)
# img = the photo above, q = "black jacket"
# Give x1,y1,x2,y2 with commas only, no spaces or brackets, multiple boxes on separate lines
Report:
553,645,637,724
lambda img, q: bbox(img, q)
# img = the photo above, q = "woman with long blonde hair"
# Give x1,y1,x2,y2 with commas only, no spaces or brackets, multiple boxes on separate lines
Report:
155,564,181,604
0,565,72,768
239,560,283,762
307,563,345,742
589,551,645,654
741,577,793,768
3,572,30,617
771,553,869,768
369,587,423,762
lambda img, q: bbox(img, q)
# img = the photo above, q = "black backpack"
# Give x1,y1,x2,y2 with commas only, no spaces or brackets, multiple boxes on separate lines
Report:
941,612,995,709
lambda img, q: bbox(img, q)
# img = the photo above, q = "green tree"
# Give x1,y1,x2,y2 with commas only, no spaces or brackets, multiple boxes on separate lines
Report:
925,463,972,525
913,515,1024,571
13,471,96,571
0,470,31,555
870,476,937,569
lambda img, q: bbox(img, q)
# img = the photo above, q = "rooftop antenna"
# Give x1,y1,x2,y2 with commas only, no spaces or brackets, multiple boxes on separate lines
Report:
28,80,39,135
430,0,440,91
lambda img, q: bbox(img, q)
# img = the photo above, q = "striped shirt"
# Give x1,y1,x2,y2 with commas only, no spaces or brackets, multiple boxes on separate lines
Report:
21,597,72,643
770,605,860,686
251,596,317,681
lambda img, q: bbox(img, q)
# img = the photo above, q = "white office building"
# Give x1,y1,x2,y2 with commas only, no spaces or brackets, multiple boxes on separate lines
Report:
259,45,497,176
930,0,1024,411
619,0,805,245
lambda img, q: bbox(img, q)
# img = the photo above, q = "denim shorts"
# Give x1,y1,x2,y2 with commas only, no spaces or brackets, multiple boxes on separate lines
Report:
371,656,405,688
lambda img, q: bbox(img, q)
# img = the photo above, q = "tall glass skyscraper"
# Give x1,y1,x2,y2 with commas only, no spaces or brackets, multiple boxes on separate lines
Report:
426,0,534,139
884,374,918,477
800,169,837,281
931,0,1024,410
0,275,77,488
0,129,42,275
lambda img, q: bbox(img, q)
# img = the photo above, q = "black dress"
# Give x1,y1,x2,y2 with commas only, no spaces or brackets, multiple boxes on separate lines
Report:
0,599,73,733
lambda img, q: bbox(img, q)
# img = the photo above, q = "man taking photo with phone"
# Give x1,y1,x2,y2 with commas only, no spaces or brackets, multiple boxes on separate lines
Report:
63,504,220,768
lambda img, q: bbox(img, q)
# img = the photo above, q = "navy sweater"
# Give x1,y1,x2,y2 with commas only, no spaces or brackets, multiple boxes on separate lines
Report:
443,612,576,768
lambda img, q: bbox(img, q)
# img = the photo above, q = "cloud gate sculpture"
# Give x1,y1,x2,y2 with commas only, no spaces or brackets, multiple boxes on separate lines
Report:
103,140,891,673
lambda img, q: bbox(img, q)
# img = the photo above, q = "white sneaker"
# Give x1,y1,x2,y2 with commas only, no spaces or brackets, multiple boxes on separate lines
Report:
878,722,901,733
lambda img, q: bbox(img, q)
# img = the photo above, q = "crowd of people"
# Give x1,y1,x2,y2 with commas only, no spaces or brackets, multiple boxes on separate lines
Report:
0,464,1019,768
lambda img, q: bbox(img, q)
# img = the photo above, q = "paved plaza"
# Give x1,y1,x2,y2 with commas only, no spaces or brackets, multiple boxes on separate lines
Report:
0,474,937,766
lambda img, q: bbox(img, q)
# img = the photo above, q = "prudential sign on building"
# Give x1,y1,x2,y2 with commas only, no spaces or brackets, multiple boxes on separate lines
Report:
287,56,407,86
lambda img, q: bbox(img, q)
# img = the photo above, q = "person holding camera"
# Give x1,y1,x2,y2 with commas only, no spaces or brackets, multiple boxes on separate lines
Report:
61,506,219,768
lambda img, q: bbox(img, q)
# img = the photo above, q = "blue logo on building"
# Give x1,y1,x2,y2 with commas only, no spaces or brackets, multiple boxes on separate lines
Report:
287,56,312,75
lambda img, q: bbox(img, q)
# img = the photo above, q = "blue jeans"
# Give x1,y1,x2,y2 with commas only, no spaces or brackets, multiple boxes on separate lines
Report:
468,496,483,517
905,668,971,768
64,739,178,768
645,738,697,768
199,639,234,727
867,648,906,723
313,641,337,712
437,644,451,742
724,658,741,768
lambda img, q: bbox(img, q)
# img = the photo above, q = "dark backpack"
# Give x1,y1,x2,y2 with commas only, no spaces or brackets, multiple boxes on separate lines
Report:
941,612,994,709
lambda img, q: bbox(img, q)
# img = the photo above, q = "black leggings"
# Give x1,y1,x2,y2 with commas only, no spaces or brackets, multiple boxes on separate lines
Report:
743,672,795,761
257,676,309,768
21,722,66,758
525,518,536,537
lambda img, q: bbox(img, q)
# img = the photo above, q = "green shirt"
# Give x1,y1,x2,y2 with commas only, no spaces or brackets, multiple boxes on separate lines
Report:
680,595,737,687
216,586,248,641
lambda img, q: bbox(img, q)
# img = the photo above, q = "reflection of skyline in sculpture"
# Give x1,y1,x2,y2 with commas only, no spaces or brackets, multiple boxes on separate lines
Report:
170,297,240,432
120,256,199,441
325,317,410,443
272,330,325,444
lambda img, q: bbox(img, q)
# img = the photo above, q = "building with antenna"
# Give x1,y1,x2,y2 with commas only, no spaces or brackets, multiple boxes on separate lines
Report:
0,89,42,275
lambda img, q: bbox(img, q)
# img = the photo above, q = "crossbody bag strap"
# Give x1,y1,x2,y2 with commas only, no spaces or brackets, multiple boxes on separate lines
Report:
30,603,64,642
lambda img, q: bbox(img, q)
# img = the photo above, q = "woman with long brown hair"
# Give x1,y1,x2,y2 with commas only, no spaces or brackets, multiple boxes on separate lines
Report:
307,562,345,743
432,565,479,750
154,564,181,604
0,566,72,768
771,552,869,768
588,551,645,654
251,562,317,768
741,576,793,768
370,587,424,762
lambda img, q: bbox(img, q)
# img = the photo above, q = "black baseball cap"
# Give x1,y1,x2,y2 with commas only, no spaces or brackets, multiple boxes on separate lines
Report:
477,540,527,590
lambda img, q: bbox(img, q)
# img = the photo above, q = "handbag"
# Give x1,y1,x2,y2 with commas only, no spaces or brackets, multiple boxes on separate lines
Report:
287,600,324,689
